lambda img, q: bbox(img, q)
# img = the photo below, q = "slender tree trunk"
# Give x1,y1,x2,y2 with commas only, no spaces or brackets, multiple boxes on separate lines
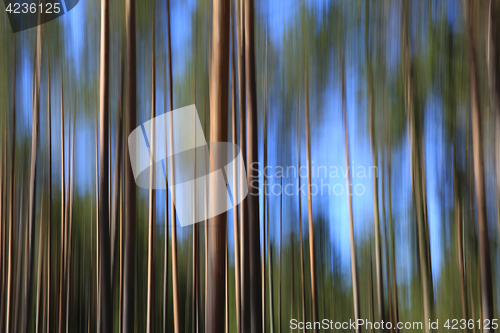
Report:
5,44,16,333
342,57,360,333
296,97,306,333
65,112,76,333
123,0,137,331
267,201,275,333
22,16,42,333
278,178,282,333
244,0,262,331
58,63,66,333
261,32,268,333
165,0,180,331
231,6,241,330
236,0,250,329
401,2,433,331
98,0,113,330
111,63,124,283
46,54,52,333
14,177,25,333
365,1,384,325
206,0,230,331
486,0,500,273
146,7,157,332
386,141,399,333
163,50,170,333
465,1,495,331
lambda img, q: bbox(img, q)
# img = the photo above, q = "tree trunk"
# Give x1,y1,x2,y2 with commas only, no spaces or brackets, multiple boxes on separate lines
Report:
485,0,500,275
401,2,433,331
342,58,360,333
236,0,250,329
296,98,306,333
46,56,52,333
98,0,113,330
163,47,170,333
147,7,156,332
243,0,262,331
123,0,137,329
365,1,384,325
231,5,241,330
165,0,180,331
65,111,76,333
22,16,42,333
205,0,230,332
278,178,282,333
465,1,495,331
58,61,66,333
267,200,275,333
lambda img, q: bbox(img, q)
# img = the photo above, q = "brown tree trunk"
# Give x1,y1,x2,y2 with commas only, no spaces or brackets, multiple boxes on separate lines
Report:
165,0,180,331
465,1,495,331
46,56,53,333
236,0,250,329
205,0,230,331
231,5,241,330
123,0,138,331
304,69,319,332
295,97,306,333
147,7,157,332
98,0,113,330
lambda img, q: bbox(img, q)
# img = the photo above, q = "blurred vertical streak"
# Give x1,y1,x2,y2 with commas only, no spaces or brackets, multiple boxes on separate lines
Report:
193,61,199,333
235,0,249,327
243,0,262,331
46,51,52,333
163,52,169,333
166,0,180,330
465,1,495,331
278,178,282,333
342,51,359,333
401,1,433,331
267,197,274,333
485,0,500,264
146,5,156,331
58,61,66,333
206,0,229,331
36,163,46,333
98,0,113,329
296,96,306,333
304,68,318,333
22,9,43,332
111,58,125,333
230,2,241,330
94,94,100,333
3,39,16,333
365,0,385,325
261,27,268,333
65,106,76,333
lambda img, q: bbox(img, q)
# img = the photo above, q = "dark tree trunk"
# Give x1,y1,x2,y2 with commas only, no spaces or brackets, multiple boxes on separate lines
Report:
123,0,137,331
243,0,262,331
98,0,113,330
